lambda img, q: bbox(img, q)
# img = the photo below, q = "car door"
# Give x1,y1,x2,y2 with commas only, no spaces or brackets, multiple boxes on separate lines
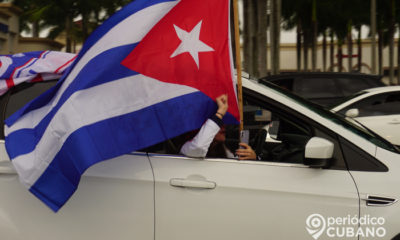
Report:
0,151,154,240
0,82,155,240
149,90,360,240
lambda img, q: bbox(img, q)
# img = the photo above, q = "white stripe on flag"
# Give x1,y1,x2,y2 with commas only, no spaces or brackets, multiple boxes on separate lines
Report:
5,1,179,135
12,74,197,188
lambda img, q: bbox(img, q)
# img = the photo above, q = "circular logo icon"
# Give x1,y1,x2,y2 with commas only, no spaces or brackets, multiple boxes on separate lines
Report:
306,214,326,240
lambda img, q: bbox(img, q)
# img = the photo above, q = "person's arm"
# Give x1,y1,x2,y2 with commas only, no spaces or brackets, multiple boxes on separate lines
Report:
180,94,228,158
180,118,221,157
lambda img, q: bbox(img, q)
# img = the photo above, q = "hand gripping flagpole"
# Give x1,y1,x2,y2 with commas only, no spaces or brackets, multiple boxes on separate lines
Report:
232,0,244,132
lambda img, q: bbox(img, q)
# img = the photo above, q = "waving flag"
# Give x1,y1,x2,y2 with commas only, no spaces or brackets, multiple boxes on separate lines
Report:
0,51,76,95
5,0,238,212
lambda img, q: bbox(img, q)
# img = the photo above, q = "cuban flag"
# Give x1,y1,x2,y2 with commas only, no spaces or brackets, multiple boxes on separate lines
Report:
5,0,239,212
0,51,76,96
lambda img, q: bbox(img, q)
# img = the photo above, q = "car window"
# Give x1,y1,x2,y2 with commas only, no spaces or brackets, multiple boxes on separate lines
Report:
364,77,385,87
242,93,346,168
5,81,58,119
0,81,58,139
339,92,400,117
335,78,372,95
273,78,294,91
242,97,312,164
340,137,388,172
294,77,342,99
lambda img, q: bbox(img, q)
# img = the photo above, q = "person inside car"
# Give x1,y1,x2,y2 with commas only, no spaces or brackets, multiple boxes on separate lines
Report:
180,94,257,160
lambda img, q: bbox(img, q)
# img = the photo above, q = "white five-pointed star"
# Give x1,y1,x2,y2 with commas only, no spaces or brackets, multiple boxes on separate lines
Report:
170,20,214,69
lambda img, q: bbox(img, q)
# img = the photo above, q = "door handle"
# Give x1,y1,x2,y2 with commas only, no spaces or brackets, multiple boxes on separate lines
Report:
170,178,216,189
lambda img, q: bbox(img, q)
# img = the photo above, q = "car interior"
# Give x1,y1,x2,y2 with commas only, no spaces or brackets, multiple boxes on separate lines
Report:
144,94,314,165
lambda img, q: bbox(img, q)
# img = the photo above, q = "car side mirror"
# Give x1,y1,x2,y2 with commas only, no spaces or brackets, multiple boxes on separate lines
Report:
345,108,359,118
304,137,334,168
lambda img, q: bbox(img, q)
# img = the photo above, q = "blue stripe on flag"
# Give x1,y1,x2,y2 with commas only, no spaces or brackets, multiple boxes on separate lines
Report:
6,44,139,159
29,92,217,211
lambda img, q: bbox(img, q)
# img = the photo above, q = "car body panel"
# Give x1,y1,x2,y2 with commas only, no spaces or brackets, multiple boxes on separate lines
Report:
350,147,400,239
355,115,400,145
150,154,358,240
0,150,154,240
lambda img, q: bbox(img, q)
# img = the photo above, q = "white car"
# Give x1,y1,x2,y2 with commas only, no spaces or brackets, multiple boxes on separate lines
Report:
0,78,400,240
331,86,400,146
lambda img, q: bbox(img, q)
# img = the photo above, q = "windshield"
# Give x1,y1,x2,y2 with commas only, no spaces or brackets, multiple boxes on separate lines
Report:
258,80,400,153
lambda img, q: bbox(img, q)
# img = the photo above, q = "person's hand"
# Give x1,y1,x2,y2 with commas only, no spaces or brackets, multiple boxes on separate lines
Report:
235,143,257,160
215,94,228,119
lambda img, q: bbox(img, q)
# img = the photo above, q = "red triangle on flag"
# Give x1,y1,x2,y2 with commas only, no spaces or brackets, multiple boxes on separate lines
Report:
121,0,239,121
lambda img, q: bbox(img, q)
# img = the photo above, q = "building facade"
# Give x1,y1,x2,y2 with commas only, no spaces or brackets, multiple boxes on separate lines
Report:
0,2,63,55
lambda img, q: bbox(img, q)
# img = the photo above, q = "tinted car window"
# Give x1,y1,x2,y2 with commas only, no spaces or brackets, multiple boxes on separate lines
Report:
340,137,388,172
294,77,342,98
0,81,58,139
273,78,293,91
335,78,372,95
260,73,384,107
5,81,57,119
339,92,400,117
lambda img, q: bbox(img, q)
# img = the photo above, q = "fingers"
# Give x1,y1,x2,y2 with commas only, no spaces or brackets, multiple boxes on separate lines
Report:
239,155,255,160
215,94,228,116
238,142,250,149
236,152,255,160
216,94,227,106
236,142,257,160
236,152,256,160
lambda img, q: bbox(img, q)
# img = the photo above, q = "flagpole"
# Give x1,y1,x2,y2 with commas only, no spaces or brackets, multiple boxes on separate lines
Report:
232,0,244,132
